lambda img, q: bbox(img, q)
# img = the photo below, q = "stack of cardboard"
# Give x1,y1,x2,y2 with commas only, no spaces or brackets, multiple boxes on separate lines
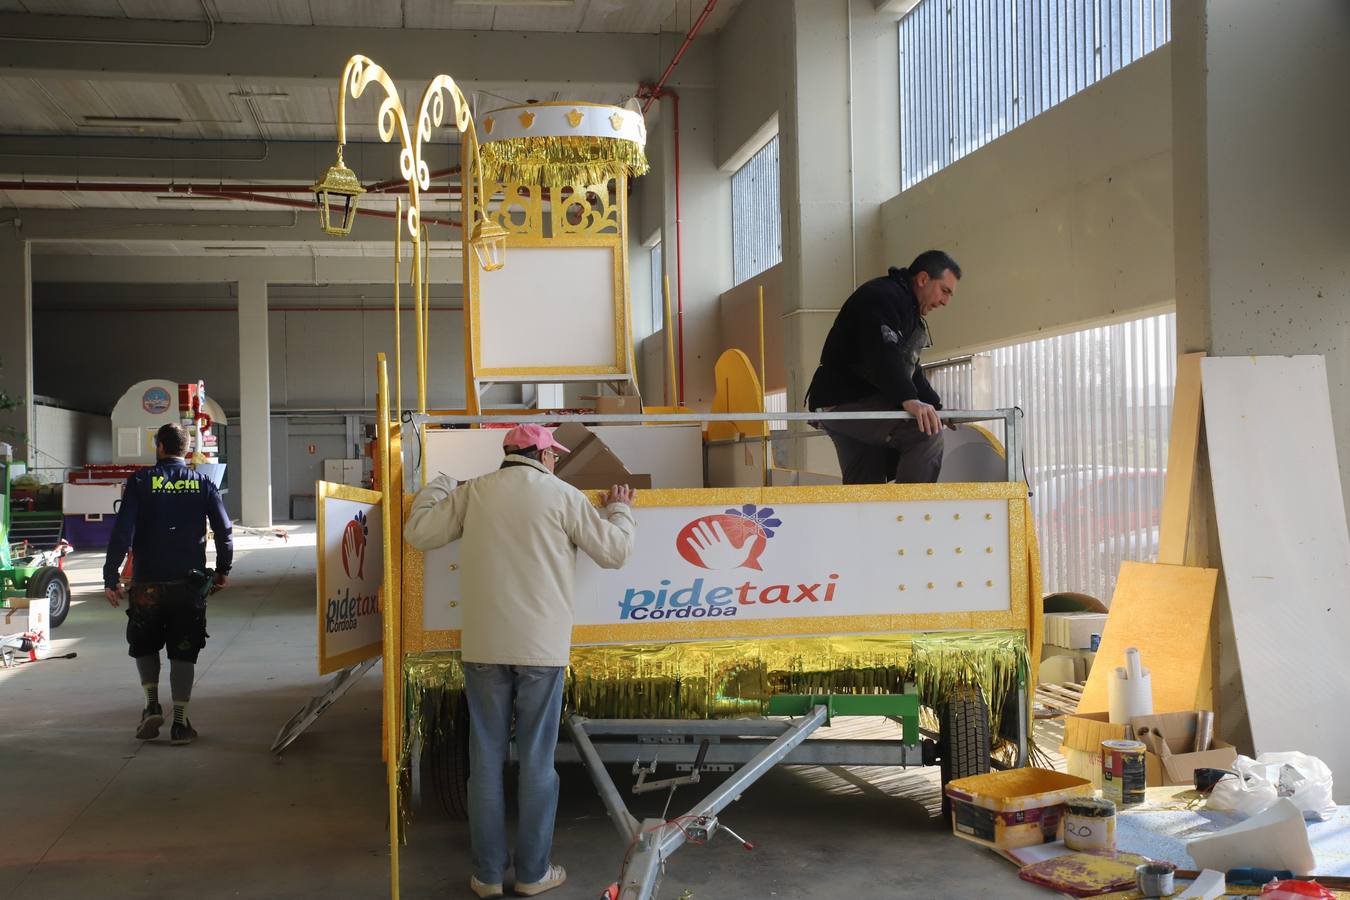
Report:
1062,711,1236,788
551,423,652,491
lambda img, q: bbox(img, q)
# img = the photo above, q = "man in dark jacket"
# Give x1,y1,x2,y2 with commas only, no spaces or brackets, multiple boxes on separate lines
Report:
806,250,960,484
103,423,232,745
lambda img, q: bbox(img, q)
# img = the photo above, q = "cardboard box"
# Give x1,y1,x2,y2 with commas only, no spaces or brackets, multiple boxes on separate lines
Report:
1061,712,1164,788
1062,711,1236,787
585,394,642,415
551,423,651,492
1129,712,1237,784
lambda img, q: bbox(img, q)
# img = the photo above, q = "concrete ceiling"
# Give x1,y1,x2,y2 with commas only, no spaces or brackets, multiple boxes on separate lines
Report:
0,0,734,265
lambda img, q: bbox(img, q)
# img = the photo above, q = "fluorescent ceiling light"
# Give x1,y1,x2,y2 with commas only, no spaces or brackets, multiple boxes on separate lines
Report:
156,194,232,201
229,91,290,101
83,115,182,127
203,246,268,253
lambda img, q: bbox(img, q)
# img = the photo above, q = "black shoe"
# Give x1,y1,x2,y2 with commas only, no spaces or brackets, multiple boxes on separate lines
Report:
170,719,198,746
136,702,164,741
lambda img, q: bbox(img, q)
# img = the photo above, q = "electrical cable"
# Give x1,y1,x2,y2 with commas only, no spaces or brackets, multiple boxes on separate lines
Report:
400,409,423,473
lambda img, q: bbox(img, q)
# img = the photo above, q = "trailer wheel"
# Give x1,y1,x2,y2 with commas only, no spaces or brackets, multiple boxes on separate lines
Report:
27,567,70,629
428,692,471,820
938,683,991,814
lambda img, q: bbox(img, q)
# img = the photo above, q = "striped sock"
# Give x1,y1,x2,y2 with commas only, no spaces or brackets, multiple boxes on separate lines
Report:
143,683,159,704
173,702,189,726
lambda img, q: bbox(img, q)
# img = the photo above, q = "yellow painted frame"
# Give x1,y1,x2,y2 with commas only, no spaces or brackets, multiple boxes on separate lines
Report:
401,482,1032,654
316,480,385,675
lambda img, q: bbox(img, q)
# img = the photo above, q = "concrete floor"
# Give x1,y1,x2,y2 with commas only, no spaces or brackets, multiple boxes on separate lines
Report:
1,525,1057,899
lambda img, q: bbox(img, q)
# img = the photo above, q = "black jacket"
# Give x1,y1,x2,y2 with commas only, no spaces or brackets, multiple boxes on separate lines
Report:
103,458,233,589
806,267,943,411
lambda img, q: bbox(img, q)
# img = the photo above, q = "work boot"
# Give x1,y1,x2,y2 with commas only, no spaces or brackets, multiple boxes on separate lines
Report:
514,865,566,897
170,718,198,746
469,875,504,899
136,701,164,741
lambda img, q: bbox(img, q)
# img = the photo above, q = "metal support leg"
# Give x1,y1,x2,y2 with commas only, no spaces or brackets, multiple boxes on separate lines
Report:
566,715,640,843
616,705,830,900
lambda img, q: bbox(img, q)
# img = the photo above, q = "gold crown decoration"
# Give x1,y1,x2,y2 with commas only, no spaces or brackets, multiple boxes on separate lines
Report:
476,101,649,187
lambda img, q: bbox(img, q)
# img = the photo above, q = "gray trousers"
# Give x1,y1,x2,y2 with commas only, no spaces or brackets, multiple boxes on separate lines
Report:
821,395,945,485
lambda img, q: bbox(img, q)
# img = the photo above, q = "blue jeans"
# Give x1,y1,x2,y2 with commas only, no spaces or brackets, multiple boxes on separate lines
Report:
462,663,566,885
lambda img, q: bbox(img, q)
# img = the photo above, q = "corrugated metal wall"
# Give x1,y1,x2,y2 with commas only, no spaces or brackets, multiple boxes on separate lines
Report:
900,0,1172,189
731,135,783,286
925,312,1176,601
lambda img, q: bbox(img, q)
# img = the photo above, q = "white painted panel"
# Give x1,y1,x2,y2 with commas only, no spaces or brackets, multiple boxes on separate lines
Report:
425,497,1013,638
478,246,617,370
63,482,122,515
1202,355,1350,799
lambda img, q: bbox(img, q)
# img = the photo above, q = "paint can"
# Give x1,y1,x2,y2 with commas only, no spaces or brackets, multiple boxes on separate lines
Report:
1063,797,1117,851
1135,862,1175,897
1101,739,1147,807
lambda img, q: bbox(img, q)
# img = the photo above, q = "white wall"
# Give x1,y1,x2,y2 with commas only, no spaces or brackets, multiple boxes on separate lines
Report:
33,303,470,413
880,48,1175,359
30,404,111,479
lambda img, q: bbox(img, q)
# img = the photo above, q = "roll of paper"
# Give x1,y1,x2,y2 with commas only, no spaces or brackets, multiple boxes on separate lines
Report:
1107,666,1150,728
1194,710,1215,753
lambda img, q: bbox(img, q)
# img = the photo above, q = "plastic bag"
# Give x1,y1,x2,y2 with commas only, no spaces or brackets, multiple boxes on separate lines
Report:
1207,753,1336,821
1261,880,1336,899
1207,756,1279,816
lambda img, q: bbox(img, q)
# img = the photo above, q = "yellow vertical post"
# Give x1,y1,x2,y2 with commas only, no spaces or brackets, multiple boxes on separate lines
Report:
375,353,400,900
663,275,678,407
461,143,480,416
413,232,426,415
393,199,403,420
421,226,432,389
758,284,770,486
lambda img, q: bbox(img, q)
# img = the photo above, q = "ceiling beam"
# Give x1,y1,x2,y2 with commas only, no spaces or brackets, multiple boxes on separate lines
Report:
30,253,449,285
5,206,465,247
0,136,457,182
0,16,714,89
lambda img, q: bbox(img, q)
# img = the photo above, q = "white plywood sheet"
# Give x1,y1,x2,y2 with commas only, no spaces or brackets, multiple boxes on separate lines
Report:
478,246,618,371
1201,355,1350,799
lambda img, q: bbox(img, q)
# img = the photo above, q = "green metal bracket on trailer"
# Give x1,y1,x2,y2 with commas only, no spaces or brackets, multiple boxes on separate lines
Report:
765,693,921,745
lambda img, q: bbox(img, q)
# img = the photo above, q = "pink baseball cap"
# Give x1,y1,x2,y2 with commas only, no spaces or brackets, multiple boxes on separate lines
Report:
503,424,569,454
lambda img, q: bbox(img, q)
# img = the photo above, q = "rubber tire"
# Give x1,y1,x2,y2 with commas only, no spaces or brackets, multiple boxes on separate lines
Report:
938,683,991,815
27,567,70,629
428,692,471,820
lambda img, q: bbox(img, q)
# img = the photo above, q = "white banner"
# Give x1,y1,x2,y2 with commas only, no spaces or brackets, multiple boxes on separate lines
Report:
422,495,1015,643
317,483,383,674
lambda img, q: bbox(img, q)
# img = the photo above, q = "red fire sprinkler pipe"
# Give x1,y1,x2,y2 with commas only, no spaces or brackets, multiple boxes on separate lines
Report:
639,0,719,405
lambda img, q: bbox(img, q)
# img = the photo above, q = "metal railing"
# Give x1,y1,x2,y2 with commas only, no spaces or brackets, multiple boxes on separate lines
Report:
404,407,1024,486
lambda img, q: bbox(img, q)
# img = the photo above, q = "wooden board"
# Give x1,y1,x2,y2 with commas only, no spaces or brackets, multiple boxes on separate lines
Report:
1079,560,1218,715
1158,352,1205,565
1201,355,1350,801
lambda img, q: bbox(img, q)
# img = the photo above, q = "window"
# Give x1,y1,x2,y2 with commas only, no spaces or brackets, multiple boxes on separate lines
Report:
899,0,1172,189
649,241,664,333
731,135,782,285
933,312,1177,601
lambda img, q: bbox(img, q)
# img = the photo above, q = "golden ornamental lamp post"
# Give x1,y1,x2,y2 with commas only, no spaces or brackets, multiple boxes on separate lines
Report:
319,53,506,416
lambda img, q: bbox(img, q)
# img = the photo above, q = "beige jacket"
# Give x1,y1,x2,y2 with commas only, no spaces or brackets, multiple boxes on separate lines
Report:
403,455,635,666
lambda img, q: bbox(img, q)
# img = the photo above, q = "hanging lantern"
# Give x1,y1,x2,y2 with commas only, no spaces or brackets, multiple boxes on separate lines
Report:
311,146,365,236
469,218,508,272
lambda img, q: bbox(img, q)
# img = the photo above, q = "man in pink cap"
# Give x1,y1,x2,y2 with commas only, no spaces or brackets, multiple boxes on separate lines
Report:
404,424,636,898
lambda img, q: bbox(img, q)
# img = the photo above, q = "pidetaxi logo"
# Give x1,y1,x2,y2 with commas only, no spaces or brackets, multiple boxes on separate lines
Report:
676,504,782,571
616,504,840,622
341,510,369,580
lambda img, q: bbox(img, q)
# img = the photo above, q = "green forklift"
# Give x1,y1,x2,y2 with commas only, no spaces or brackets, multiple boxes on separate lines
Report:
1,455,72,629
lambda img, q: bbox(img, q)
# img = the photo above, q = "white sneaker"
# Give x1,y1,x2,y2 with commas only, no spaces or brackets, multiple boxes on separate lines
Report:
470,875,504,899
514,864,566,897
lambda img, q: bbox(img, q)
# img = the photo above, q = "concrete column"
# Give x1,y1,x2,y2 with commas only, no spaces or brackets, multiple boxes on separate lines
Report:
779,0,898,472
0,230,33,463
1173,0,1350,503
237,276,272,527
1171,0,1350,753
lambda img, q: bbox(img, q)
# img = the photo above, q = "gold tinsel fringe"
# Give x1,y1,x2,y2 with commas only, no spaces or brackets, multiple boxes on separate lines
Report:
402,629,1026,755
479,136,649,187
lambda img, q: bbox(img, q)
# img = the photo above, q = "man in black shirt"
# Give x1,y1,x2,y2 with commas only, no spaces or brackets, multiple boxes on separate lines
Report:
103,423,232,745
806,250,960,484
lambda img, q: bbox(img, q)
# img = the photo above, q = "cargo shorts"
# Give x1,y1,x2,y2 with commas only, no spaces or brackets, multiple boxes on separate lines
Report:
125,580,209,663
